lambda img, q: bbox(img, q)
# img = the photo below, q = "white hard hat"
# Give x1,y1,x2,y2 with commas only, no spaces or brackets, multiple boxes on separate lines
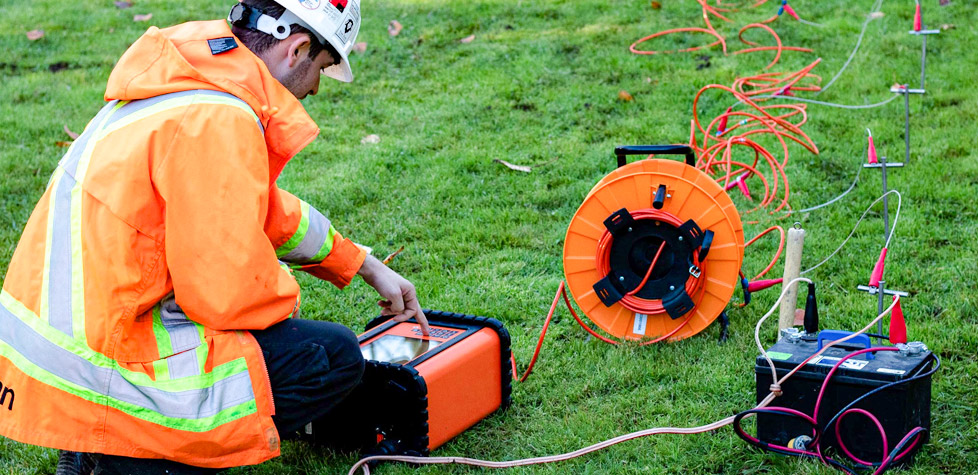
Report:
229,0,361,82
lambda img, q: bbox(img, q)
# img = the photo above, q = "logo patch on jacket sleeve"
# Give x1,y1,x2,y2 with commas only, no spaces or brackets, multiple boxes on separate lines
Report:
207,37,238,55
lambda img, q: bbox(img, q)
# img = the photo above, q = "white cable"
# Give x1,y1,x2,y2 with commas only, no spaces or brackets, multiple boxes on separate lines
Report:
800,190,902,275
816,0,885,96
794,166,861,213
348,293,902,475
755,93,898,109
754,277,812,381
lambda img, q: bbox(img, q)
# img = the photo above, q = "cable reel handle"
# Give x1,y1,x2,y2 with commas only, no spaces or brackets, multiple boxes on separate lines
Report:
614,145,696,168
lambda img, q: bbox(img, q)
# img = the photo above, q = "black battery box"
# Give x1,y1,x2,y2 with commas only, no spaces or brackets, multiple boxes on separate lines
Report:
311,310,512,457
755,332,934,464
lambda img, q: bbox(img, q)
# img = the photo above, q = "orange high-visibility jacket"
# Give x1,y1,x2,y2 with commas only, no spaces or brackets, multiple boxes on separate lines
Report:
0,20,366,467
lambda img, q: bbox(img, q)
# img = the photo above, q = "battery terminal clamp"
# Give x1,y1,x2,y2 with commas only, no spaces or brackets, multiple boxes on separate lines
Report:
897,341,927,357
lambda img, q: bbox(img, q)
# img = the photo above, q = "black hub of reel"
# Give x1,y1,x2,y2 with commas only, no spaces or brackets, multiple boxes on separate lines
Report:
592,208,713,319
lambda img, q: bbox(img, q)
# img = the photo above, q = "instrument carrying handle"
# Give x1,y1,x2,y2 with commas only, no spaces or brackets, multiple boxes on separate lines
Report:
614,145,696,168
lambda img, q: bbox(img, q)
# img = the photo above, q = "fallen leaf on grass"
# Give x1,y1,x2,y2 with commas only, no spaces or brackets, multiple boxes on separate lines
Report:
133,13,153,22
941,23,955,31
868,11,884,19
388,20,402,37
63,125,79,140
114,1,132,8
493,156,559,173
494,159,531,173
361,134,380,144
55,141,73,148
351,42,367,54
459,34,475,44
618,90,634,102
382,246,405,265
650,1,662,9
26,30,45,41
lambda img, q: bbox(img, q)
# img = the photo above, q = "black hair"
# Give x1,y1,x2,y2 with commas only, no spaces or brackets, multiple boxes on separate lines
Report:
230,0,339,64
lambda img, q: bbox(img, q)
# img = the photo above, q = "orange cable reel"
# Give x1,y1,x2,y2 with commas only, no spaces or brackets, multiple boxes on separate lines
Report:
563,146,744,342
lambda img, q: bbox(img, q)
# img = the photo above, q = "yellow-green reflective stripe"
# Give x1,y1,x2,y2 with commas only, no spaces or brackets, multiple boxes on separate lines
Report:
195,324,208,375
311,226,339,262
153,359,170,381
277,200,311,257
98,95,259,140
151,305,175,358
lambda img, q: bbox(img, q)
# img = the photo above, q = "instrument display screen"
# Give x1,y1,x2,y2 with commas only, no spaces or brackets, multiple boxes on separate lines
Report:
360,335,442,364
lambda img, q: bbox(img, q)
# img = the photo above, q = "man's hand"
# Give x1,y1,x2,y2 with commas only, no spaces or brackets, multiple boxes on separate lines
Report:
357,254,430,335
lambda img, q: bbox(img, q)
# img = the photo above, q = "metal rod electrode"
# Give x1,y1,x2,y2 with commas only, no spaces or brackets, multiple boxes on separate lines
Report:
904,90,911,164
921,35,927,89
881,156,890,242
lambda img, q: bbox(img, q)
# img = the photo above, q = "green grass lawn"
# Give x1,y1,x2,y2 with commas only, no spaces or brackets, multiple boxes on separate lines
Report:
2,0,977,473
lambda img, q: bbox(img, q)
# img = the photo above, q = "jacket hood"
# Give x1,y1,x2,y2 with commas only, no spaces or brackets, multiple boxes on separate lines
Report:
105,20,320,179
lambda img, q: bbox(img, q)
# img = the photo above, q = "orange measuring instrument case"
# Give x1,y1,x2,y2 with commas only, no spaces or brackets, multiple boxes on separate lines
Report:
314,310,512,457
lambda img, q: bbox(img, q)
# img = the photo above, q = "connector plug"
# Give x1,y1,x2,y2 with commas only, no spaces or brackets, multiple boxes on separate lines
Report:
804,282,819,335
890,295,907,344
913,1,922,32
868,247,887,288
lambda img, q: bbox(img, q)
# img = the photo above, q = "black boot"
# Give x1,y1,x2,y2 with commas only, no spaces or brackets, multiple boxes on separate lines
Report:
55,451,98,475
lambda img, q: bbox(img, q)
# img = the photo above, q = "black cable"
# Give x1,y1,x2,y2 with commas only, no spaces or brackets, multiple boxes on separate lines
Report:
876,427,928,473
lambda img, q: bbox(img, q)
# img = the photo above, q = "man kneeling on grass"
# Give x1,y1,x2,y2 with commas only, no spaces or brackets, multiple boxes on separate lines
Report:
0,1,429,473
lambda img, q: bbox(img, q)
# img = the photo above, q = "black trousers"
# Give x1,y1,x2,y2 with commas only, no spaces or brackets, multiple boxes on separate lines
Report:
95,318,365,474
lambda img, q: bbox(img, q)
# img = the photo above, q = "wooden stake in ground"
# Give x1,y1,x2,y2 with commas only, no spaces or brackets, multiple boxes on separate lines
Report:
778,226,806,337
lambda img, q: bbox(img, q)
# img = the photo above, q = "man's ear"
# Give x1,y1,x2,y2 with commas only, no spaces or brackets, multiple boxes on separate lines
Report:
283,33,313,68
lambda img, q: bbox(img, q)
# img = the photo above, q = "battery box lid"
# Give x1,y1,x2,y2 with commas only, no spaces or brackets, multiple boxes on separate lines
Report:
756,336,933,384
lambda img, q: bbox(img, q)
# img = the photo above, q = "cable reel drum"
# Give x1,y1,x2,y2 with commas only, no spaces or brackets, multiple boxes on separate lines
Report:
563,146,745,341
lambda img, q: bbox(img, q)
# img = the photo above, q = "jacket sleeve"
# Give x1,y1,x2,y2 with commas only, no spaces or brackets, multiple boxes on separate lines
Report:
264,186,366,288
154,103,299,331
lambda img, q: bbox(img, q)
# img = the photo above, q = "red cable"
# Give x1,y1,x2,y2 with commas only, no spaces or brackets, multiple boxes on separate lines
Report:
626,241,667,297
511,281,567,382
744,225,785,280
835,408,888,466
630,1,829,283
511,276,695,383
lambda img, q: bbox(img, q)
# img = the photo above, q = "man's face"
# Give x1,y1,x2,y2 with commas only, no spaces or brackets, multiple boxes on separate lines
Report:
281,49,337,100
